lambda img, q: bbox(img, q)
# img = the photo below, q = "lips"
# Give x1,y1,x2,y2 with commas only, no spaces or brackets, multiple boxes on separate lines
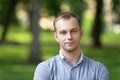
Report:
65,42,74,45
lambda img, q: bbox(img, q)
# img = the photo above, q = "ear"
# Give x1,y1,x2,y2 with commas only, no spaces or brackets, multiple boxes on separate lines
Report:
54,32,59,43
80,29,83,37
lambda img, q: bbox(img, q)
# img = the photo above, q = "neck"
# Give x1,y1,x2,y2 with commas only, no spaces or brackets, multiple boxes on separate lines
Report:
60,48,81,66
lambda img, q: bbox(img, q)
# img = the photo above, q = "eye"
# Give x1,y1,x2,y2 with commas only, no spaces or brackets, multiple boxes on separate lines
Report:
59,31,67,35
71,29,77,33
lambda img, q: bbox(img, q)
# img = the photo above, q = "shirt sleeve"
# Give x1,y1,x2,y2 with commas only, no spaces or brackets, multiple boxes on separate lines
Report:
33,62,50,80
97,63,110,80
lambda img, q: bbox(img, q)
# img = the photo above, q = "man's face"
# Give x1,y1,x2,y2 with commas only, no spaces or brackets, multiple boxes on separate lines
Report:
54,17,83,52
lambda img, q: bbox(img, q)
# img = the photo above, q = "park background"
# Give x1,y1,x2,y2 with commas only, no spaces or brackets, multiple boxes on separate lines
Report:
0,0,120,80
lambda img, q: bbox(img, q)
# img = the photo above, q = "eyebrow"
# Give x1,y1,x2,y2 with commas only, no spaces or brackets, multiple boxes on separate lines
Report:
58,27,78,32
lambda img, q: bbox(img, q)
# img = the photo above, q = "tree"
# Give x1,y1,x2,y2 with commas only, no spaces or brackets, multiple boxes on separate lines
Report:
0,0,18,41
112,0,120,24
42,0,61,16
91,0,104,48
29,0,41,63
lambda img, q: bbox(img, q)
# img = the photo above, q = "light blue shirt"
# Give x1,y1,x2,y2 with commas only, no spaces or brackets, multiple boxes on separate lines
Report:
34,52,110,80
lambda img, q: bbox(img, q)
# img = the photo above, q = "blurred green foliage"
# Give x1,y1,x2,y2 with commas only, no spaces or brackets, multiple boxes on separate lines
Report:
0,14,120,79
0,0,120,79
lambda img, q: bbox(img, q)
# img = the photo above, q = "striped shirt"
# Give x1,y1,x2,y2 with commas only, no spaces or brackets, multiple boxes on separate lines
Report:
34,52,109,80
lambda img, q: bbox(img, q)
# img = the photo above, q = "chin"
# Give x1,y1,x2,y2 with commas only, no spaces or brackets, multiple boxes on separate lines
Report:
66,48,76,52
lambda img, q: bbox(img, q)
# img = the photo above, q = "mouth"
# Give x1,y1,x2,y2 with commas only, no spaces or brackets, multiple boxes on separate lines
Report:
65,42,74,45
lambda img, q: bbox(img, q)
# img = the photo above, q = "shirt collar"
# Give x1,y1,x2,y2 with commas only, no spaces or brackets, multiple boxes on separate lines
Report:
59,50,84,65
77,51,84,65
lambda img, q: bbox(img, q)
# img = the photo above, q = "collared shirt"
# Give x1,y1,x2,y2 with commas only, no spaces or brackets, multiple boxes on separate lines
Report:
34,52,110,80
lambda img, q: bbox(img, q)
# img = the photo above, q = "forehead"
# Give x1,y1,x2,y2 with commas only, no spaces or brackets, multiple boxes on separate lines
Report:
55,18,80,31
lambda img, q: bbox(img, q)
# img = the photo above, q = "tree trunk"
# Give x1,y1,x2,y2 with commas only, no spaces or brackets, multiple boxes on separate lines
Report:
1,0,17,41
29,0,41,63
91,0,103,48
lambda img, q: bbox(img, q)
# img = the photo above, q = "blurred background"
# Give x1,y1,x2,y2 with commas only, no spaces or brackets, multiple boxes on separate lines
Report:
0,0,120,80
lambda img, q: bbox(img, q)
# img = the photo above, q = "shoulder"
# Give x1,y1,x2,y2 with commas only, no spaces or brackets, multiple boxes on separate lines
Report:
36,55,59,70
84,56,109,79
34,55,59,77
83,56,109,74
84,56,105,67
33,55,59,80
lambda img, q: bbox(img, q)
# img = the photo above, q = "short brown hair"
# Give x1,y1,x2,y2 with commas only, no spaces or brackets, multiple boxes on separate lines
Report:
53,12,81,32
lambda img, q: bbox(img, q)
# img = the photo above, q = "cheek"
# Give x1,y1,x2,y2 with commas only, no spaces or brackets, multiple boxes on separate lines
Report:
57,36,66,44
73,34,81,42
55,35,63,43
58,37,64,42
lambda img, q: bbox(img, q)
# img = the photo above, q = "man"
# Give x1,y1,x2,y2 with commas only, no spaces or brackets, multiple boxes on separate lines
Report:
33,12,109,80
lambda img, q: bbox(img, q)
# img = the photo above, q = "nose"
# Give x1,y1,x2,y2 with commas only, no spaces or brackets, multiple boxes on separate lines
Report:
67,32,72,40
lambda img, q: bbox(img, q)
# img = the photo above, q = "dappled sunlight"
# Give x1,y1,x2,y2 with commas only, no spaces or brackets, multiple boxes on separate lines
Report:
112,24,120,34
84,0,96,15
60,3,70,12
103,0,120,34
104,0,113,25
16,2,30,27
39,16,54,30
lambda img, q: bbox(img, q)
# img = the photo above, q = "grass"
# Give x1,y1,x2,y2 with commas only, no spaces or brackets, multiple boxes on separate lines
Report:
0,44,120,80
0,64,35,80
0,15,120,80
